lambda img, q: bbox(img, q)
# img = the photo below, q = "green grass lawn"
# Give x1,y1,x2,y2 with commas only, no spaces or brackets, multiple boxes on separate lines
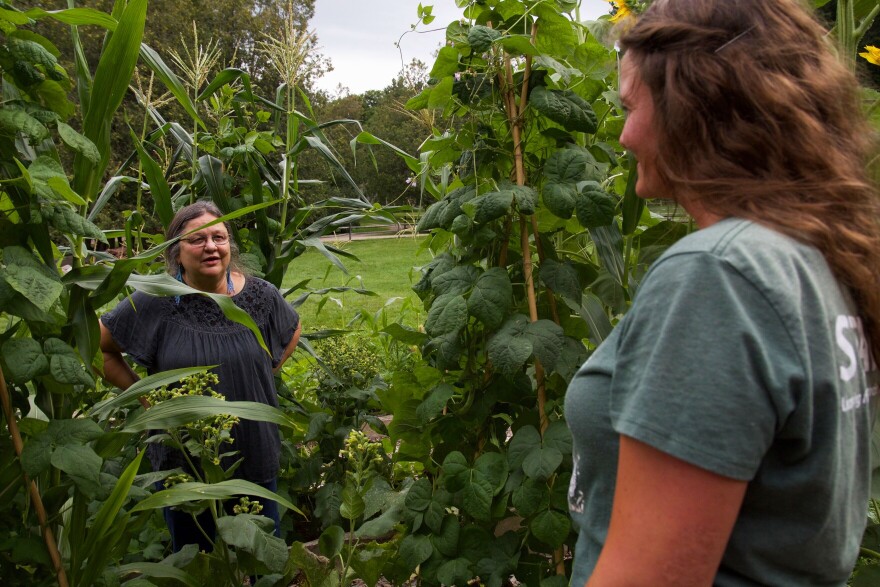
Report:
281,236,433,331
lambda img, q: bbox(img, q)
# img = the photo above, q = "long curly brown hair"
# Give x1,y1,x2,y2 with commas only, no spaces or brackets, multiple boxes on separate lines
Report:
620,0,880,363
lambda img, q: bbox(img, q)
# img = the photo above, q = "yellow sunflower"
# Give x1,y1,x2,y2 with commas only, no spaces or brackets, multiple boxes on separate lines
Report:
607,0,632,24
860,45,880,66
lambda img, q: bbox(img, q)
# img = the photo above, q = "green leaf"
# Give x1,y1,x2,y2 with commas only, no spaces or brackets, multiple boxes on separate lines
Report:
524,319,565,371
44,338,95,387
467,267,512,330
474,452,508,495
437,557,473,586
522,446,563,480
431,515,460,557
90,366,212,418
508,425,541,469
425,293,468,337
25,7,118,29
467,191,514,224
45,176,87,207
382,323,428,346
57,121,99,164
318,525,345,558
565,291,614,346
442,451,470,492
534,5,579,58
590,223,626,286
543,421,573,456
123,395,296,433
0,109,49,142
1,246,63,312
86,451,146,575
461,471,494,521
301,135,365,199
432,264,481,297
539,259,581,303
48,204,105,240
428,76,454,110
74,0,147,201
216,514,289,574
1,338,48,384
542,181,577,219
340,482,365,520
139,43,203,129
544,148,590,184
132,132,173,229
497,34,538,56
131,480,301,515
468,25,502,53
430,46,461,78
399,534,432,570
576,184,616,228
620,156,644,236
113,562,200,587
405,478,433,513
405,86,431,110
511,185,537,214
416,383,454,424
51,444,103,497
487,315,532,376
512,478,550,517
530,509,571,547
530,86,598,134
854,563,880,587
20,418,103,477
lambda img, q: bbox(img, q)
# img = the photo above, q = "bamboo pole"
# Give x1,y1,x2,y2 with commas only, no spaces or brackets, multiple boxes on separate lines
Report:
0,367,69,587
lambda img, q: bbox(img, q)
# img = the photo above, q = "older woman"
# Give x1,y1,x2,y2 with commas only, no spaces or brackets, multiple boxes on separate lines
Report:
100,201,301,552
566,0,880,585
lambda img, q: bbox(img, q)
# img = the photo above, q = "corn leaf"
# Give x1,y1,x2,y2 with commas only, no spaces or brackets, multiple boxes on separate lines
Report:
73,0,147,201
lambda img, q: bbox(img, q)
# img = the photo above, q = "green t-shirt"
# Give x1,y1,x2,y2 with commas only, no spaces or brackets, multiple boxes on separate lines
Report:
565,218,878,586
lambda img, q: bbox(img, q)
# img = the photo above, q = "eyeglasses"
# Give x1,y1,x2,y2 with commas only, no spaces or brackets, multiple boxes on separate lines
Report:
181,234,229,247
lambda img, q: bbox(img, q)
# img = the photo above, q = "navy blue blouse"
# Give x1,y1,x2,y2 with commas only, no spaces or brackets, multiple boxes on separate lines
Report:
102,276,299,482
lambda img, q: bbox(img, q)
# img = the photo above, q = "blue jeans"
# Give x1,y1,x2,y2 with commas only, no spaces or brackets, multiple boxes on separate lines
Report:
160,478,281,552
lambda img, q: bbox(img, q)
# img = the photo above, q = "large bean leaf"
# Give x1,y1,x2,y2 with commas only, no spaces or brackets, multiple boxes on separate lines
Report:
467,267,512,330
20,418,103,477
1,337,48,384
530,86,598,134
1,246,63,312
530,509,571,547
217,514,288,574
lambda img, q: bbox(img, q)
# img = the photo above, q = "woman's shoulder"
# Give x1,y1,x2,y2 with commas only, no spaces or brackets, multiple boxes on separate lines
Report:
653,218,828,283
241,275,281,297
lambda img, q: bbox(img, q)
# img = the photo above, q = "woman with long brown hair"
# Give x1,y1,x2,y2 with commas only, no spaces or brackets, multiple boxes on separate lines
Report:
565,0,880,584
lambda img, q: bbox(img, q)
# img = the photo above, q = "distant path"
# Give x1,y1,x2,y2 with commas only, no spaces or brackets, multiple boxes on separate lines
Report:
319,226,421,243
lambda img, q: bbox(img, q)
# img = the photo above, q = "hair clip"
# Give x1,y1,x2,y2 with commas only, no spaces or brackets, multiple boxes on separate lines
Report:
715,25,756,54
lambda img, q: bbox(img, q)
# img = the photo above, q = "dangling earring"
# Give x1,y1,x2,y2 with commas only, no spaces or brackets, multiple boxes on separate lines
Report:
226,268,235,295
174,266,184,304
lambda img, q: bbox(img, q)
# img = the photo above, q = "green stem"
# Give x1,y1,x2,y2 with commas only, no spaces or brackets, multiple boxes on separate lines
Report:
191,114,199,205
278,84,297,258
838,0,857,70
622,234,633,289
861,546,880,560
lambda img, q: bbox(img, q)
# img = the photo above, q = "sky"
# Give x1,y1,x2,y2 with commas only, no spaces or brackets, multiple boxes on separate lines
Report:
311,0,611,95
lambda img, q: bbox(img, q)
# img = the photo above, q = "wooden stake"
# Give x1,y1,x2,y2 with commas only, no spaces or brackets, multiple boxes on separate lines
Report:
0,368,69,587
